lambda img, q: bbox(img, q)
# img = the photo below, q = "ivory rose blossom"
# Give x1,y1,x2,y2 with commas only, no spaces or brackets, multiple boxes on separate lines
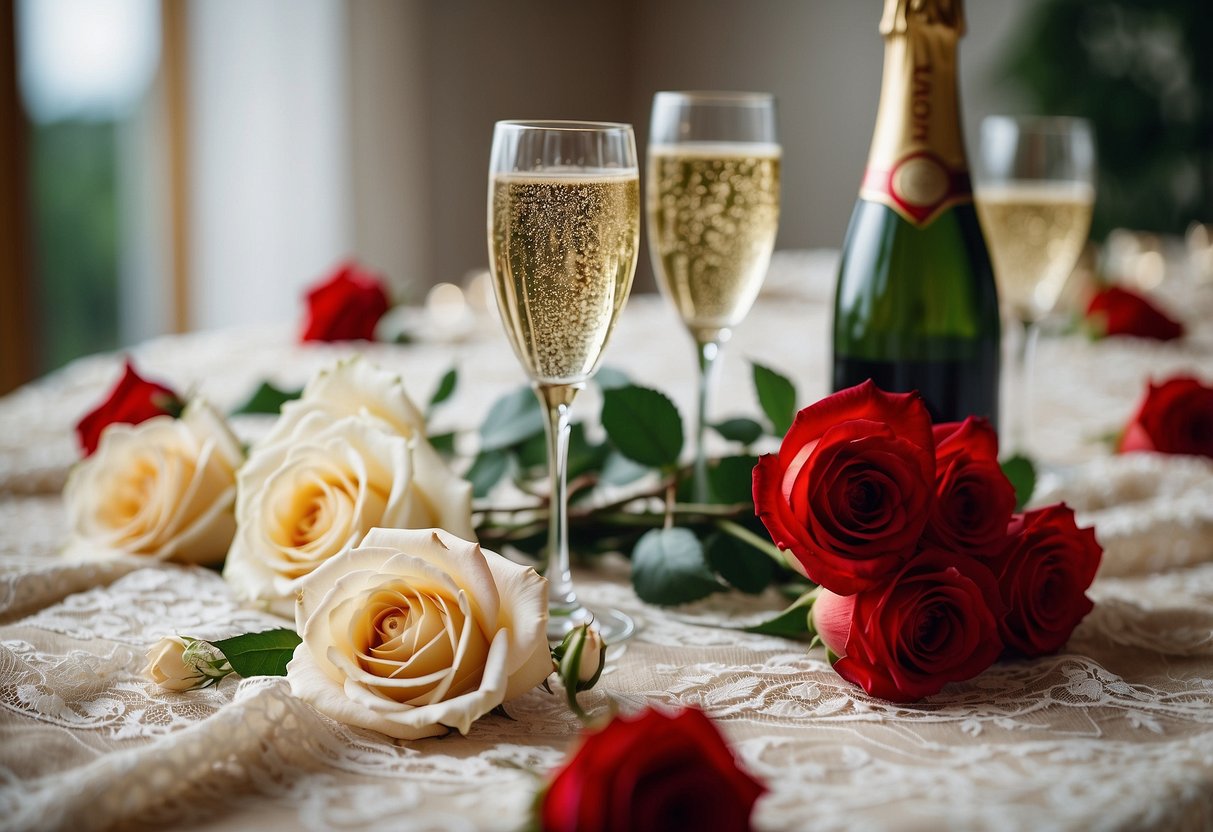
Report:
224,358,474,612
286,528,552,740
223,412,471,613
753,380,936,594
255,357,431,453
253,358,471,540
64,400,242,564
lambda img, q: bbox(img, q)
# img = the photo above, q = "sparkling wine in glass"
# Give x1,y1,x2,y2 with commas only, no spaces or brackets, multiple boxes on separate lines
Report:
976,116,1095,455
647,92,781,499
488,120,639,643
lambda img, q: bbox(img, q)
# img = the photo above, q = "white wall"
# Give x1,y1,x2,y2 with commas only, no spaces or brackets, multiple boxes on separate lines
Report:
186,0,352,330
181,0,1038,328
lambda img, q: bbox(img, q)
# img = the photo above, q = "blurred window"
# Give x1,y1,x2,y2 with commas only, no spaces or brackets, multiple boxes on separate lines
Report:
15,0,163,374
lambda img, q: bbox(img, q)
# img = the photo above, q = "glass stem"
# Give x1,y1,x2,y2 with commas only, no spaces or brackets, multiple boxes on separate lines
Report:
1009,317,1040,457
536,383,579,618
692,338,721,503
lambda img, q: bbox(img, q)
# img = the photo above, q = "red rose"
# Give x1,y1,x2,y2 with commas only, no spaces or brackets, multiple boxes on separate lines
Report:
811,549,1004,702
994,504,1102,657
753,380,936,594
1119,376,1213,459
75,360,182,457
301,261,390,342
541,708,765,832
923,418,1016,558
1085,285,1183,341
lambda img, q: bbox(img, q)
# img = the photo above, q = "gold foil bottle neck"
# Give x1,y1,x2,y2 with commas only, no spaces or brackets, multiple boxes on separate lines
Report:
880,0,966,37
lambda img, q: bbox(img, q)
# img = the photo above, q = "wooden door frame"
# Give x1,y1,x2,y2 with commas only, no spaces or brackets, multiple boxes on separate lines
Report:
0,0,33,394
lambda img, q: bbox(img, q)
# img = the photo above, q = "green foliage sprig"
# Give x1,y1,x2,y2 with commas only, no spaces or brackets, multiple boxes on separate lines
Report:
444,364,803,607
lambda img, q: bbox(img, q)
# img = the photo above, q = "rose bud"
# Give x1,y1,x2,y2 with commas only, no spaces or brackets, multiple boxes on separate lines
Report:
923,418,1016,558
811,549,1004,703
551,623,607,719
553,623,605,688
753,380,936,594
1085,285,1184,342
76,359,183,457
541,707,765,832
143,636,231,692
1119,376,1213,459
301,261,391,342
994,504,1102,657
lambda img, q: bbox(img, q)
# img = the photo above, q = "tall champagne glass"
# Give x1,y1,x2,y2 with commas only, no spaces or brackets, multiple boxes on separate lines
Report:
976,116,1095,455
488,121,639,643
647,92,781,499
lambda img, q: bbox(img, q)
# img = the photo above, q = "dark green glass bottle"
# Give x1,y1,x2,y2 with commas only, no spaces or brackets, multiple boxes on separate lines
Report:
832,0,1000,427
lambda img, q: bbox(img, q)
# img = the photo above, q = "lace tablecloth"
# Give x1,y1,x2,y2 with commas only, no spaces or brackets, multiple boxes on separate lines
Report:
3,252,1213,832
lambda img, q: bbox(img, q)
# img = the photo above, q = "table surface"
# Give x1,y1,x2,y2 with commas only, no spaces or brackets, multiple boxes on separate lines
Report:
3,251,1213,832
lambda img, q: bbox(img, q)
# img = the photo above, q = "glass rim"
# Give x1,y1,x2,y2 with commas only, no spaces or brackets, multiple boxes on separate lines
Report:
981,114,1093,135
494,119,634,133
654,90,775,105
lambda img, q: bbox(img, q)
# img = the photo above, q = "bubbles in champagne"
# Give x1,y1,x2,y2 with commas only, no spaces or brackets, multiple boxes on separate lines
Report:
647,144,781,341
976,182,1094,321
490,171,639,384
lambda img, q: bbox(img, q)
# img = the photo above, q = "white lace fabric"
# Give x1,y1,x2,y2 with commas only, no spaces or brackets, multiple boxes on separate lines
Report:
3,254,1213,831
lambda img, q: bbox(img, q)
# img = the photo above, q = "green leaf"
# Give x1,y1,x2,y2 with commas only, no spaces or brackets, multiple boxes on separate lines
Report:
704,532,776,594
594,365,632,391
602,385,684,470
428,431,457,457
428,367,458,411
514,423,607,482
231,381,302,416
631,527,722,605
751,362,797,437
480,386,544,451
599,450,652,486
467,449,511,498
743,590,818,639
210,628,301,677
711,417,765,446
707,455,759,505
1001,453,1037,511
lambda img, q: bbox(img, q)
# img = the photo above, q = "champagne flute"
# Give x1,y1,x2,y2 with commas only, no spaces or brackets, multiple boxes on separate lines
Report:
647,92,781,500
975,116,1095,456
488,121,640,643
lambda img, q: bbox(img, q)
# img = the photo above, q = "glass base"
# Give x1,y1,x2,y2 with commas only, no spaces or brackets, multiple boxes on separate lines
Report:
546,604,636,645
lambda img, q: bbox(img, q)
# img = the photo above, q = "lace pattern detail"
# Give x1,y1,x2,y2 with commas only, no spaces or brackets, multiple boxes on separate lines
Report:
3,271,1213,830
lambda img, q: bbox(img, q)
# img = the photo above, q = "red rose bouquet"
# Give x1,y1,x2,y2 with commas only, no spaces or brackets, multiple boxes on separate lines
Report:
754,381,1102,703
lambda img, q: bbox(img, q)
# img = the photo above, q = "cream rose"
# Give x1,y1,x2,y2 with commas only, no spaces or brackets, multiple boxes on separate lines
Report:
286,527,551,740
256,356,429,452
63,400,242,564
223,412,473,614
144,636,205,691
143,635,232,691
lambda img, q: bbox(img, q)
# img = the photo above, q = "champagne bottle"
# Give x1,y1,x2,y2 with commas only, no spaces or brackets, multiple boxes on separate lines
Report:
832,0,1000,427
